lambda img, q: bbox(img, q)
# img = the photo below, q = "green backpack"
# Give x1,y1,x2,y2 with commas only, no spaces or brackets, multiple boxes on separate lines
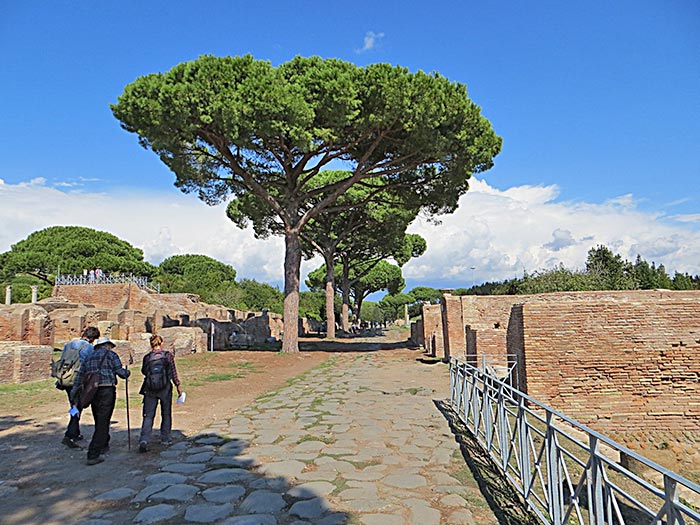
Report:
51,339,89,389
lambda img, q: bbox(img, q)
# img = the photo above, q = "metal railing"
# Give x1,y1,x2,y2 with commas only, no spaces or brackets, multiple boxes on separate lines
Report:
55,273,159,292
449,357,700,525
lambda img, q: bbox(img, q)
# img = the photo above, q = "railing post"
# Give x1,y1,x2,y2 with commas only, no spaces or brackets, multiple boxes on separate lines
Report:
661,474,680,525
497,383,509,471
517,397,531,499
545,412,563,525
587,435,604,525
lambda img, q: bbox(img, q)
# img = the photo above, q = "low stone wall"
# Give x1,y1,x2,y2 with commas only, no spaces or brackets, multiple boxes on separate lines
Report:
0,343,53,383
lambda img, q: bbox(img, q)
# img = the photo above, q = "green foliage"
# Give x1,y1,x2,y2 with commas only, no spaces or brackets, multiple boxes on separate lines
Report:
157,254,239,306
112,54,501,350
0,226,157,302
359,301,384,323
378,292,413,321
299,290,328,320
237,278,283,314
462,245,700,296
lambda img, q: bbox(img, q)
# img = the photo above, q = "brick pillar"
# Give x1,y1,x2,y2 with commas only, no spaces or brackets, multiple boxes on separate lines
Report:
439,290,466,362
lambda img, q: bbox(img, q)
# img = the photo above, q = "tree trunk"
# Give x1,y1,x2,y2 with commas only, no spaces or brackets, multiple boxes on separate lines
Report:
341,286,351,332
282,229,301,353
324,262,336,339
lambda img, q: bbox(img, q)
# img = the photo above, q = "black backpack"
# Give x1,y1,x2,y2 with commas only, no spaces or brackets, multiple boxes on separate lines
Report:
145,352,168,391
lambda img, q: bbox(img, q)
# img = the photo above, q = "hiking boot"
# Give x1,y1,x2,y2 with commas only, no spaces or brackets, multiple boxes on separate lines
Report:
62,436,80,449
76,434,84,441
139,442,149,453
86,456,104,466
100,445,110,455
160,439,173,446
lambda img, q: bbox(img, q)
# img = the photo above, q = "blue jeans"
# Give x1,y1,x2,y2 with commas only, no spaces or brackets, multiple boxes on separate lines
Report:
87,386,116,460
138,387,173,444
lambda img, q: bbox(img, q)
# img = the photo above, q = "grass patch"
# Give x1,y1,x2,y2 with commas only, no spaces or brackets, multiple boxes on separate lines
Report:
405,387,420,395
0,379,58,412
297,434,336,445
347,459,382,469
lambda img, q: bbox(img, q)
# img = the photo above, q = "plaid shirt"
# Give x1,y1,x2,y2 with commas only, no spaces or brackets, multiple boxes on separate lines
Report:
70,347,129,400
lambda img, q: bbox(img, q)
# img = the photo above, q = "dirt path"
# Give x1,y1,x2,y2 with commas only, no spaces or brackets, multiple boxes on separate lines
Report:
0,349,331,525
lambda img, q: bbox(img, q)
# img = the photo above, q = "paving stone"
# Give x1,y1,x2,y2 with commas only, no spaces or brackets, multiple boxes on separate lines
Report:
441,493,469,507
132,484,170,503
249,477,289,491
145,472,188,485
199,484,245,503
288,497,331,519
188,445,216,453
132,503,178,524
292,440,326,453
447,508,477,525
409,504,441,525
194,435,227,445
286,481,335,499
186,451,214,463
316,513,349,525
197,468,253,484
359,513,405,525
239,489,287,514
258,459,306,478
223,515,277,525
295,469,338,482
161,462,207,474
149,483,199,502
183,502,234,523
96,487,136,501
80,519,112,525
383,474,427,489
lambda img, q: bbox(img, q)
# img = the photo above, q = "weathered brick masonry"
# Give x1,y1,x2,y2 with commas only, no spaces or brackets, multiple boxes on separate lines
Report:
509,296,700,434
421,304,443,357
428,290,700,437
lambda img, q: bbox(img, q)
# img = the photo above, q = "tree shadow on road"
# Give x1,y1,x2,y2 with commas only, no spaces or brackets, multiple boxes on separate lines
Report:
0,418,354,525
434,399,540,525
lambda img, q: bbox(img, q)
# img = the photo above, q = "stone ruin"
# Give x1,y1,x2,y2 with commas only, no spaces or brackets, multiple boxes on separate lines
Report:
0,282,285,384
415,289,700,456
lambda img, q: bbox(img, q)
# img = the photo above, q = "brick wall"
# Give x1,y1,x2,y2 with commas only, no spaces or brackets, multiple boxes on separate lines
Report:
0,304,53,346
421,304,443,357
55,283,131,309
510,297,700,433
441,294,465,360
0,343,53,383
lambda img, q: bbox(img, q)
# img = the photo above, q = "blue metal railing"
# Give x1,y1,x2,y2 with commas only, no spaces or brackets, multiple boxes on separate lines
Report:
449,357,700,525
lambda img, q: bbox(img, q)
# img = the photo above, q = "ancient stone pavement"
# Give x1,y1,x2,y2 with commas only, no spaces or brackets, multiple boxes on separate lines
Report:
80,350,504,525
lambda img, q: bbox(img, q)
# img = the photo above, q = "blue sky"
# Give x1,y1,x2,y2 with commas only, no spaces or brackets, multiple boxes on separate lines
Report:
1,1,699,293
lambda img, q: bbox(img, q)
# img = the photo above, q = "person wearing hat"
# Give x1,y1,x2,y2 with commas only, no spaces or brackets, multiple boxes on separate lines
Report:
70,337,130,465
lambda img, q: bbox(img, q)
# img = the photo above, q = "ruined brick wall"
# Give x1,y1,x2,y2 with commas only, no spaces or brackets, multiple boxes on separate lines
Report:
0,304,53,346
0,343,53,383
421,304,443,357
441,294,465,360
510,297,700,434
54,284,131,309
411,319,424,346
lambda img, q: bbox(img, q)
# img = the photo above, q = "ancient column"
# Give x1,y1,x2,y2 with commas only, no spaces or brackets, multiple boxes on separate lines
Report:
4,285,11,305
31,285,39,303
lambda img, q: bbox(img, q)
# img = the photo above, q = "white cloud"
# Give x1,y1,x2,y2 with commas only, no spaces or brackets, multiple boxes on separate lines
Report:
403,177,700,285
0,180,285,285
2,177,699,291
356,31,384,53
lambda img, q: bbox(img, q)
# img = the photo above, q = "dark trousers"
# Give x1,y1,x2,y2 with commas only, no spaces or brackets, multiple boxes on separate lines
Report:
64,388,80,439
87,386,116,460
139,386,173,444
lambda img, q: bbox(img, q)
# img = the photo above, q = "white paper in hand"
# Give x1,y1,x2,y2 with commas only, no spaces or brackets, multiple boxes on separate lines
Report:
177,392,186,404
69,406,79,417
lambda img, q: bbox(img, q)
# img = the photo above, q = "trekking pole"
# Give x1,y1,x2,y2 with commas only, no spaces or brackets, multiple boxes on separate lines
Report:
125,365,131,450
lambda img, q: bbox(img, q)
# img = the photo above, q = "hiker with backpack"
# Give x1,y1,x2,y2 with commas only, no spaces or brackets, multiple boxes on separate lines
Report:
53,326,100,449
138,334,182,453
70,337,131,465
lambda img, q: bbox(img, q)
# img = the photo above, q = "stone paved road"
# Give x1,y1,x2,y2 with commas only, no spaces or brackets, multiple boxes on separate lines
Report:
81,350,502,525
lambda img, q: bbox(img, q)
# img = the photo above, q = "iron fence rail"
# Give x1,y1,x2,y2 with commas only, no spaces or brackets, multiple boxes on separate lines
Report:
55,273,159,292
449,357,700,525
